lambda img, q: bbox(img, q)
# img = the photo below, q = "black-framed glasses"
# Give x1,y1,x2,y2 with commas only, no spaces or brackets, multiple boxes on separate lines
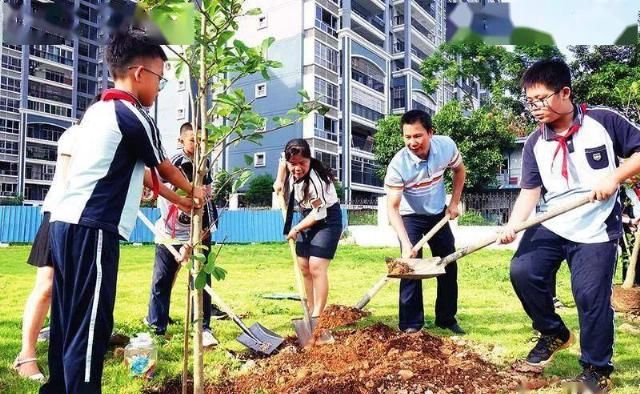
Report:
128,65,167,91
523,90,559,111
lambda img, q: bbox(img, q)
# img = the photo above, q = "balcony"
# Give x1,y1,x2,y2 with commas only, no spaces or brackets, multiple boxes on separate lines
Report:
351,69,384,93
393,15,404,27
29,48,73,66
415,0,436,20
315,128,339,143
351,156,384,187
351,2,385,33
352,102,383,122
315,19,338,37
411,18,435,44
351,134,374,153
392,41,405,55
410,46,428,60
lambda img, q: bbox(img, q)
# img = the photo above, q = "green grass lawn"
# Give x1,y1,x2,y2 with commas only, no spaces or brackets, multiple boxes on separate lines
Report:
1,244,639,393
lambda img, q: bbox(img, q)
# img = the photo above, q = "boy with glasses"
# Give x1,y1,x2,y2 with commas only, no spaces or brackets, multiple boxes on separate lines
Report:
498,59,640,392
42,31,204,393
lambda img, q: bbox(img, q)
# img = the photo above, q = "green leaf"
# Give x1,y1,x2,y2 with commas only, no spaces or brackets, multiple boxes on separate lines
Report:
212,266,227,281
244,154,254,166
203,261,215,274
176,189,188,197
194,244,209,252
298,90,310,101
246,7,262,16
193,252,207,263
194,270,207,290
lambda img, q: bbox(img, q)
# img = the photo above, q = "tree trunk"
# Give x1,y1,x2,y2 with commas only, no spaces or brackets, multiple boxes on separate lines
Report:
623,229,640,289
192,15,208,394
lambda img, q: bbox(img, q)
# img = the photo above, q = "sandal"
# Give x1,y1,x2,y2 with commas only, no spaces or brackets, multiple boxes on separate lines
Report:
13,356,45,382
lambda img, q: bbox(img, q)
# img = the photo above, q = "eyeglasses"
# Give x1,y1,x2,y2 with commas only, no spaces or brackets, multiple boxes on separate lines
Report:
523,90,559,111
128,66,167,91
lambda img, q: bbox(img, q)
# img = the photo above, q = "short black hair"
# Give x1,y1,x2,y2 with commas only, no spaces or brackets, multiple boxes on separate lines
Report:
521,59,572,92
179,122,193,135
400,110,433,132
106,30,167,79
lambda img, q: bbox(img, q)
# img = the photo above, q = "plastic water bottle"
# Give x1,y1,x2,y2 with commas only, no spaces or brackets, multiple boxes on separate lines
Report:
124,333,157,379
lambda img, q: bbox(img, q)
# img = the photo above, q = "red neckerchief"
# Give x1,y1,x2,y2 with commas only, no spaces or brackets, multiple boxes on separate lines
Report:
101,89,160,199
550,103,588,185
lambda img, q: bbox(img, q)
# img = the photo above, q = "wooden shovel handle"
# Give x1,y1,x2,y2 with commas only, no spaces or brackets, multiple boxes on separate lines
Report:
277,192,313,329
439,195,591,267
411,213,451,254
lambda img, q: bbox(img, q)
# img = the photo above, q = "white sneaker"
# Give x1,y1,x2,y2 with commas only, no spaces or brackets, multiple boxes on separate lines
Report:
201,329,219,347
37,327,50,342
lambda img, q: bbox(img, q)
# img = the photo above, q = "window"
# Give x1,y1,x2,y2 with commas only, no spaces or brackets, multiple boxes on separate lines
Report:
315,5,338,37
315,151,339,176
254,152,266,167
77,77,97,95
178,80,186,91
27,124,65,141
29,82,73,104
351,57,385,93
0,119,19,134
0,141,19,155
314,114,339,142
78,60,97,78
0,162,18,177
1,182,17,195
0,98,20,113
26,143,57,161
258,14,267,29
177,107,186,120
314,41,339,72
78,41,98,59
314,77,338,107
2,55,21,71
28,100,72,117
255,82,267,98
1,76,21,93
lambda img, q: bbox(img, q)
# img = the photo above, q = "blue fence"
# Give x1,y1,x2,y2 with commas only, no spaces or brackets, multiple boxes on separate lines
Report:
0,206,348,244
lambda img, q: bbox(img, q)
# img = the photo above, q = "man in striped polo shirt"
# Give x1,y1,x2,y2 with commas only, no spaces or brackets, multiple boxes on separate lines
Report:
384,109,467,335
42,32,204,393
498,59,640,392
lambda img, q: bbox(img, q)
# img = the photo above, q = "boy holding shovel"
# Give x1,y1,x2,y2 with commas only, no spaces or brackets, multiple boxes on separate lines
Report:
384,109,466,335
42,31,204,393
498,59,640,392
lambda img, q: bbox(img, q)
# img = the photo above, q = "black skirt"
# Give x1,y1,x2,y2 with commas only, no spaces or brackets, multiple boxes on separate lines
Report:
295,204,343,260
27,212,53,267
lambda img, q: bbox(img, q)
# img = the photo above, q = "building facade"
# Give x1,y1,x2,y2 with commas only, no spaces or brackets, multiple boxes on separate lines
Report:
226,0,483,203
1,0,113,204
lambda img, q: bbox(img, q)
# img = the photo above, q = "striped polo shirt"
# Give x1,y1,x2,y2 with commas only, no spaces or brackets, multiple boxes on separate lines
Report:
384,135,463,216
155,151,216,243
521,104,640,243
50,91,167,240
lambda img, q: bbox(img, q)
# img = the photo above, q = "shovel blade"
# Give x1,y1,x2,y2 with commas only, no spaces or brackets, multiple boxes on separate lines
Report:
292,318,314,347
386,257,447,279
292,317,335,347
236,323,284,355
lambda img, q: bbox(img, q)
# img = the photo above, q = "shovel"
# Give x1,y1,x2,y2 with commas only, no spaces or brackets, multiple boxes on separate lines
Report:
277,193,334,346
203,285,283,355
261,293,301,301
387,196,591,279
354,213,451,310
136,210,284,355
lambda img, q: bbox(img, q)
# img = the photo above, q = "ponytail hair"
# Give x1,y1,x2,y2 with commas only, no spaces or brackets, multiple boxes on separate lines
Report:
284,139,335,200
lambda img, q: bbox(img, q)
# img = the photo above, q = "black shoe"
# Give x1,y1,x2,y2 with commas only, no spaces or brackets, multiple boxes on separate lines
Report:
210,306,228,320
525,328,574,367
168,316,175,325
565,366,613,393
436,323,466,335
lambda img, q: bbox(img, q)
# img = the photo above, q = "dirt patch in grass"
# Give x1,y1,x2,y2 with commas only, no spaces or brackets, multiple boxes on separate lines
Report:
206,323,555,394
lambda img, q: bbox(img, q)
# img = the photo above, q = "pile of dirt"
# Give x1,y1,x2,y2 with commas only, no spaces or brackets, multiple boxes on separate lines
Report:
612,285,640,312
386,260,413,275
314,304,371,331
208,323,552,393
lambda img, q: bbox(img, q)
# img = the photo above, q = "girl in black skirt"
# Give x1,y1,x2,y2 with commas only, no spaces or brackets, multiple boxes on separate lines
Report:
274,139,343,317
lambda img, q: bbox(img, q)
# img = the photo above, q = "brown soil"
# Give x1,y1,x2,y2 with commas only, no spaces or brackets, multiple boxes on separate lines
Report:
386,260,413,275
314,304,371,331
207,323,553,394
612,285,640,312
